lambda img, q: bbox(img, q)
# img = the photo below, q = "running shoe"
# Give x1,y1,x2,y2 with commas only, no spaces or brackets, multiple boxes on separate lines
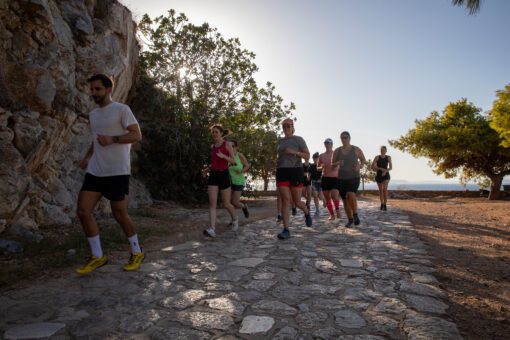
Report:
203,227,216,238
383,204,387,211
277,214,282,223
277,228,290,240
380,203,384,211
305,213,313,227
232,218,239,231
123,251,145,271
328,214,335,221
335,209,341,218
292,207,297,216
353,213,361,225
242,204,250,218
345,219,354,228
314,208,320,216
76,255,108,275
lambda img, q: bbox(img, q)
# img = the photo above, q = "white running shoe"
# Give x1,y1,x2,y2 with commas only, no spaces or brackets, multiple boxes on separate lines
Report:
203,227,216,238
232,218,239,231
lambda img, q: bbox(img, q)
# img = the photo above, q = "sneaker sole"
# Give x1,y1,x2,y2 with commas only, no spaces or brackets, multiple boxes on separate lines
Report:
123,256,145,271
203,230,216,238
76,259,108,275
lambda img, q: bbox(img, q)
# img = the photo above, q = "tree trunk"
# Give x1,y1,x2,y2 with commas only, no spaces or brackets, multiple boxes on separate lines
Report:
488,175,503,200
263,177,269,191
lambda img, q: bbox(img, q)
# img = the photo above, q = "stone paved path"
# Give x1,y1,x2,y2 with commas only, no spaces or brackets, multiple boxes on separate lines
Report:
1,201,462,339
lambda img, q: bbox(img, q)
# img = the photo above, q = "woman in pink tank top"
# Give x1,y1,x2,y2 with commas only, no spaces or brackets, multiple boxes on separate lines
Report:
202,124,237,238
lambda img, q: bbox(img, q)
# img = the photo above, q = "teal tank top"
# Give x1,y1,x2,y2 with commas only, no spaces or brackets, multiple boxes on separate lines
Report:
229,153,246,185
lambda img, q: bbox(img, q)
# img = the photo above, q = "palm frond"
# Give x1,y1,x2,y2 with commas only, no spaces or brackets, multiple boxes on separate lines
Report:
452,0,482,15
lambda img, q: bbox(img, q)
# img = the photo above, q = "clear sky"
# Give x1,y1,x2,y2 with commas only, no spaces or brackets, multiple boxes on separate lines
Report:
121,0,510,183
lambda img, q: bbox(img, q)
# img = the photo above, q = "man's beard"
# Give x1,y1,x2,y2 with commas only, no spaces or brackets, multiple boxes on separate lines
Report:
92,94,107,104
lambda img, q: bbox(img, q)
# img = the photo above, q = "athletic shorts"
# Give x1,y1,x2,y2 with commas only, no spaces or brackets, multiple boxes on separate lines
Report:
375,172,390,183
321,177,338,191
338,177,360,199
208,170,231,190
303,177,312,187
311,180,322,192
231,184,244,192
80,173,130,201
276,167,304,188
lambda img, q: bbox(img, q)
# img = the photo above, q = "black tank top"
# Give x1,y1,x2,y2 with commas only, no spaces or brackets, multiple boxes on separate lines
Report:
309,163,322,180
336,146,360,179
376,156,389,174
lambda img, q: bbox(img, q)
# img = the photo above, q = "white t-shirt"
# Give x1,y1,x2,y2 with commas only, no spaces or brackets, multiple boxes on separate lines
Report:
86,102,138,177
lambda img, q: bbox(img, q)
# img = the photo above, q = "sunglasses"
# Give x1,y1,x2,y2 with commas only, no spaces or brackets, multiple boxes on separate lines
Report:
282,124,293,128
341,136,349,139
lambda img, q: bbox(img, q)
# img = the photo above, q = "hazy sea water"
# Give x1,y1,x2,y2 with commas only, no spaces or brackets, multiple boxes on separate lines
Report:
363,183,481,191
252,181,505,191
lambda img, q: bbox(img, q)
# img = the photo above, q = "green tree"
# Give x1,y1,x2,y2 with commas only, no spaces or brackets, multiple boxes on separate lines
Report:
360,159,377,192
389,99,510,200
452,0,481,15
132,10,294,201
489,83,510,148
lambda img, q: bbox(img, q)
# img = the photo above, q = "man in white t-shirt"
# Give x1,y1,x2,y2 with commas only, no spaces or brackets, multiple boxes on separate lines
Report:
75,74,144,275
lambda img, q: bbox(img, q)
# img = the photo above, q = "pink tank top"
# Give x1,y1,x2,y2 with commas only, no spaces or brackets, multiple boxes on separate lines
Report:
210,141,229,171
319,151,338,177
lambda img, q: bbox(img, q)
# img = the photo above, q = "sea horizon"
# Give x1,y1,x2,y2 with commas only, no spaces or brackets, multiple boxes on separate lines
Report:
252,180,510,192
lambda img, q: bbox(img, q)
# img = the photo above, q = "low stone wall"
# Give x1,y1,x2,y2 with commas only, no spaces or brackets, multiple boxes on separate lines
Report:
246,190,494,199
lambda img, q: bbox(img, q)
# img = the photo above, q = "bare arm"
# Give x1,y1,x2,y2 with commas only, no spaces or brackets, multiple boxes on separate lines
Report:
371,156,379,171
317,155,324,170
97,123,142,146
356,147,367,165
239,153,251,172
388,156,393,171
331,148,341,167
297,148,310,162
219,141,237,164
79,143,94,170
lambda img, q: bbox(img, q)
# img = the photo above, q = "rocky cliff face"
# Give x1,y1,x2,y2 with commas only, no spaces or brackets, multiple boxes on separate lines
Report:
0,0,151,237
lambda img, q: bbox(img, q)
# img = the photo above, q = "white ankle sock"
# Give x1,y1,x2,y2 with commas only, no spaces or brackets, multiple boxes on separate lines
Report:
87,235,103,258
128,234,142,253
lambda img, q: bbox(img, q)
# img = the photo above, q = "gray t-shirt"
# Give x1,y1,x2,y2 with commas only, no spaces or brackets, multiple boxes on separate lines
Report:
277,135,308,168
333,145,360,179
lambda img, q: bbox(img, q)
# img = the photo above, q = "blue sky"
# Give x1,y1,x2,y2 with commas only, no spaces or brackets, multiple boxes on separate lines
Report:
121,0,510,183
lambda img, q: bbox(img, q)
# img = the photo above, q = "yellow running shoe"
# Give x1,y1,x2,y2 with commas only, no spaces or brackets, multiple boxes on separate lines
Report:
123,251,145,271
76,255,108,275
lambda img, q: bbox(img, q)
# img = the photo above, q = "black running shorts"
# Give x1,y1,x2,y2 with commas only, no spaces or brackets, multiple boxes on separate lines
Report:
338,177,360,199
321,176,338,191
375,172,391,183
276,167,304,188
231,184,244,192
208,170,231,190
81,173,130,201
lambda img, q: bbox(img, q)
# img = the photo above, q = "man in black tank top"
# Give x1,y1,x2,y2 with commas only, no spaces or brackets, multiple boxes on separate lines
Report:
331,131,367,227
